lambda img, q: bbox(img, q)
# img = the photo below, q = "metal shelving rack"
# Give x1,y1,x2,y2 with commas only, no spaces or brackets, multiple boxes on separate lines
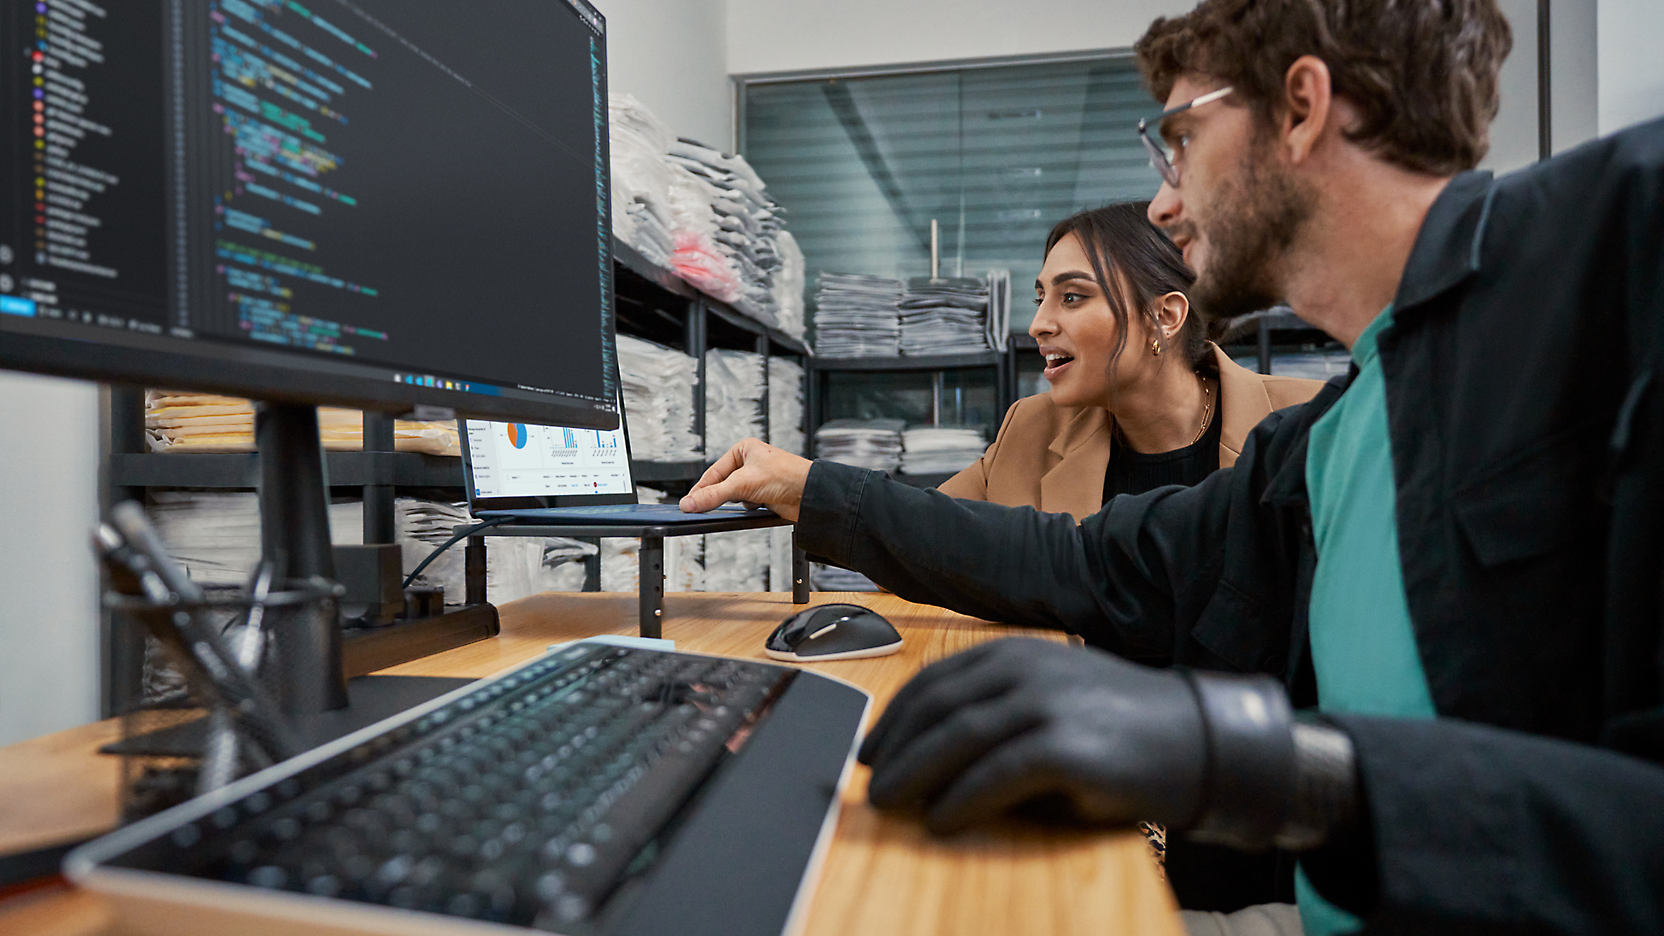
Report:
805,350,1014,491
101,238,812,716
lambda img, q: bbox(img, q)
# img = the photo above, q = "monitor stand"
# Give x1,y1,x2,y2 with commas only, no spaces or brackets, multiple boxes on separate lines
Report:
107,404,495,762
252,401,493,741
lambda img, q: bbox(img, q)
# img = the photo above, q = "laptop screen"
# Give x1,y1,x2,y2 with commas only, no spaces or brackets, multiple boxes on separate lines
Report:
462,410,638,510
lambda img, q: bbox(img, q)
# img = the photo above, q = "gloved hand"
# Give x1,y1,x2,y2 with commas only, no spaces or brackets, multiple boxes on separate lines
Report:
859,638,1340,848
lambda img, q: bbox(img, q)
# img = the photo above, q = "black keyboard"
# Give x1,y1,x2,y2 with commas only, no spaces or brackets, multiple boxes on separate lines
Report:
112,645,797,930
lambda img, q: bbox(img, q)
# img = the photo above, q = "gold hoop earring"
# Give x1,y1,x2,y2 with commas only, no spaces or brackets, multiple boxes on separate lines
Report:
1151,338,1163,356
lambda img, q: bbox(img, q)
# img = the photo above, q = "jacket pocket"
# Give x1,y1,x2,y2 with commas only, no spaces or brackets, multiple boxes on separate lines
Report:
1452,424,1596,567
1189,577,1276,673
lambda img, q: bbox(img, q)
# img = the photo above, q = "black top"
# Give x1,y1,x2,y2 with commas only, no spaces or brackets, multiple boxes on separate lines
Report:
1102,399,1224,504
798,118,1664,933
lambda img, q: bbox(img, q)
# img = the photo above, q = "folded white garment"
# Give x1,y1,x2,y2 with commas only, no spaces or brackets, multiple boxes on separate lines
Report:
705,349,766,458
617,334,701,462
768,357,806,456
813,274,903,358
900,425,989,475
815,418,905,472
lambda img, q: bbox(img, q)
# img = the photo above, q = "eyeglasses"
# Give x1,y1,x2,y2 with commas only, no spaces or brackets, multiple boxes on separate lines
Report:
1137,86,1234,188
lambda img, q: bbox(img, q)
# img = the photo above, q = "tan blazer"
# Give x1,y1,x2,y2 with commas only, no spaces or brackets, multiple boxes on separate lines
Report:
938,344,1325,520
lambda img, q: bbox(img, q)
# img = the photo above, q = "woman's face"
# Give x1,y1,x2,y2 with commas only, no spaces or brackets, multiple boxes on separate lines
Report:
1030,233,1155,409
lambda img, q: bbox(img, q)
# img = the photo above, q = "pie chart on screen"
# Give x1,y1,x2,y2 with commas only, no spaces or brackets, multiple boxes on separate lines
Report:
507,424,529,448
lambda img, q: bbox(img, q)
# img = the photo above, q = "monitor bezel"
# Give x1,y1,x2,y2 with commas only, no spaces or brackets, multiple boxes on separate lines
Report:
0,317,620,430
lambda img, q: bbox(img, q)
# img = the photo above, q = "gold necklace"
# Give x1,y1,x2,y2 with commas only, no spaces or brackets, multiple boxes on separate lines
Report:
1111,372,1216,450
1191,374,1215,445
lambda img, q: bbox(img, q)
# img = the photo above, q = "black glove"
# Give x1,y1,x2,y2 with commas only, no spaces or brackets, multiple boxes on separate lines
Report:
858,638,1357,849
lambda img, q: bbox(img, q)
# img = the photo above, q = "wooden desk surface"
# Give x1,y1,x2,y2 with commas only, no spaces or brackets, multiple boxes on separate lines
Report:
0,592,1180,936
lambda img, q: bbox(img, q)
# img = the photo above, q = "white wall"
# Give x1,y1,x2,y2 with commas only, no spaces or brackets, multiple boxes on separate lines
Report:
0,373,102,746
1599,0,1664,135
597,0,730,147
727,0,1182,76
726,0,1589,172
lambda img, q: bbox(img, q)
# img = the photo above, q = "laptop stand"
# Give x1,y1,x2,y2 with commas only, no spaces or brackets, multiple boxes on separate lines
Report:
454,516,808,637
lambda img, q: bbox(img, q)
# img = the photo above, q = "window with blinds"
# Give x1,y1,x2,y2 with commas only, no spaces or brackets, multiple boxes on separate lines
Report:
738,53,1164,333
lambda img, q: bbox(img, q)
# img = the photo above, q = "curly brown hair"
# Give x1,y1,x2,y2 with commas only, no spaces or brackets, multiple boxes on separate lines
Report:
1134,0,1513,175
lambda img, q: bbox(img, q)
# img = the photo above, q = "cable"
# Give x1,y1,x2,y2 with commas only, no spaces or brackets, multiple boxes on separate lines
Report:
402,517,512,590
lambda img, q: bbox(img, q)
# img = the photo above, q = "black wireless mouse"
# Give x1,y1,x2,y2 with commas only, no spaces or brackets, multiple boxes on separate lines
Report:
765,603,904,662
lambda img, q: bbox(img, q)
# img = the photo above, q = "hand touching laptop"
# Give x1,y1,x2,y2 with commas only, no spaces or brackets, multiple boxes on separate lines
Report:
680,438,812,521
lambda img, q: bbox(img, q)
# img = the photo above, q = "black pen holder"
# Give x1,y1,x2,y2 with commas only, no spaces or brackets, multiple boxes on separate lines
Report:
104,577,344,821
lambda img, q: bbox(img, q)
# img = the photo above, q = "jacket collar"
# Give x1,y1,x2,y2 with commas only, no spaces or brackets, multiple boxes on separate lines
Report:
1391,170,1496,316
1212,342,1273,464
1047,403,1109,460
1260,373,1353,509
1041,405,1112,516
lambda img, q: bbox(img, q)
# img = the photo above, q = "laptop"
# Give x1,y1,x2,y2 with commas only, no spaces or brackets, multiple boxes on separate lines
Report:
459,397,775,526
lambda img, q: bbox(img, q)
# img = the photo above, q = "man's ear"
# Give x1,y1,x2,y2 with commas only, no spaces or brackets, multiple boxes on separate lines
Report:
1281,55,1333,164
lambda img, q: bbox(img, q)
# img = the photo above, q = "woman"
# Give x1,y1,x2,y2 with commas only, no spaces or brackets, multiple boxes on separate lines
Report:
939,202,1323,905
939,202,1322,519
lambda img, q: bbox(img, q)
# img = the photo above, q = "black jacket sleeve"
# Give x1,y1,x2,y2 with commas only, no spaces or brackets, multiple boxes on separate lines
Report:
795,456,1232,662
1310,714,1664,934
795,401,1322,670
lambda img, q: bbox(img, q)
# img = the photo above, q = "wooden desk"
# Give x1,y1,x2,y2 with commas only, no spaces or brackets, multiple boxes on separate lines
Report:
0,592,1181,936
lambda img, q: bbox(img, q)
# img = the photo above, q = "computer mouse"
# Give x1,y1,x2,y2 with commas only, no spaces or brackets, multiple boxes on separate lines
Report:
765,603,903,662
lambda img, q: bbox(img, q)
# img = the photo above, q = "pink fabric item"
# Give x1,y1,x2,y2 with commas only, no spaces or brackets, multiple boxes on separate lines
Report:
670,231,743,301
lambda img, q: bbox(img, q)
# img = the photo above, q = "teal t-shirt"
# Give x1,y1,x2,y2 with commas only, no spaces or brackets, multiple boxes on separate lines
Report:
1296,306,1437,935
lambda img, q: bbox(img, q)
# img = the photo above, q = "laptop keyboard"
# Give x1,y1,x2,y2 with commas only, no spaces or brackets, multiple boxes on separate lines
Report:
116,646,796,930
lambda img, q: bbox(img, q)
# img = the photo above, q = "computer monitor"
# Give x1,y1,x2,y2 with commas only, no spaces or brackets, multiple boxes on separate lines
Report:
1,0,616,717
3,0,616,426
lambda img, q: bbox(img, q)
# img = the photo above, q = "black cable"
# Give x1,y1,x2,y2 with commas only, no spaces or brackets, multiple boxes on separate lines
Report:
402,517,512,589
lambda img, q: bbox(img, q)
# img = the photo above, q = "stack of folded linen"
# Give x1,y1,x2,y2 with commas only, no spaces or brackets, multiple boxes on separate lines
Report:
768,357,806,455
704,349,766,457
143,493,553,603
772,231,807,343
144,391,458,455
900,425,989,476
702,529,772,592
813,274,903,357
608,93,678,266
607,95,804,333
146,491,362,586
900,277,991,356
616,334,701,462
811,562,879,592
814,418,905,472
667,139,791,328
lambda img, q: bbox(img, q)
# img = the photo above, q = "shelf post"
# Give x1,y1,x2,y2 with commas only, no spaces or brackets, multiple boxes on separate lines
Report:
362,411,396,545
757,333,771,444
691,299,708,459
103,385,149,719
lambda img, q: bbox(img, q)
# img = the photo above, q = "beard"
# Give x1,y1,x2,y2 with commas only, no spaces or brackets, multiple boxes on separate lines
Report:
1181,141,1315,323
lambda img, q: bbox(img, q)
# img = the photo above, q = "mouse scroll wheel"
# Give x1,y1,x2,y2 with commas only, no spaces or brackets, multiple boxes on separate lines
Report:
807,622,839,641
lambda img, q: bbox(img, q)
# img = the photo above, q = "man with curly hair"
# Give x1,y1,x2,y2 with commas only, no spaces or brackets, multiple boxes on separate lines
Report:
683,0,1664,931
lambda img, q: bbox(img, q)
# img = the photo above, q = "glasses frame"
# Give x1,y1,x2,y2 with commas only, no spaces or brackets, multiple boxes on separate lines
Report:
1137,86,1234,188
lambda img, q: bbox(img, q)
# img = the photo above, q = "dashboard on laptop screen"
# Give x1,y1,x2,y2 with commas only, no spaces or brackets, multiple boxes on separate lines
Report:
465,418,631,499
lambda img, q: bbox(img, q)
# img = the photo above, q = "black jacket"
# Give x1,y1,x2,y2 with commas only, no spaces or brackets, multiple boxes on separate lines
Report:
796,117,1664,933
